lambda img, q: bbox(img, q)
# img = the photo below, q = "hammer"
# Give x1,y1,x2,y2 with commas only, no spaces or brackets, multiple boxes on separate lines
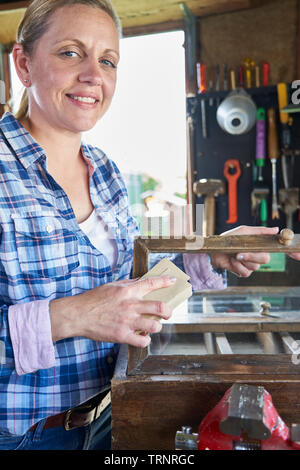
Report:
193,179,225,236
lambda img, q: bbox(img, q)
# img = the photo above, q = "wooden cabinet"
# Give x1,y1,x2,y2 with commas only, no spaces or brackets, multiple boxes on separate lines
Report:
111,286,300,450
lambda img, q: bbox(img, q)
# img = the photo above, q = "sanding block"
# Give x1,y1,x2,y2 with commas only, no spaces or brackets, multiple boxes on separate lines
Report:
141,258,192,310
136,258,192,335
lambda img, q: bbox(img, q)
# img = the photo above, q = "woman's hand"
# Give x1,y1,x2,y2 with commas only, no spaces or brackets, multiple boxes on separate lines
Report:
288,252,300,261
50,276,175,348
210,225,279,278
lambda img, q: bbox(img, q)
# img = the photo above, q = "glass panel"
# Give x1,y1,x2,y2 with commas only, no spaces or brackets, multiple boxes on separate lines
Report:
149,331,288,356
162,291,300,323
148,289,300,356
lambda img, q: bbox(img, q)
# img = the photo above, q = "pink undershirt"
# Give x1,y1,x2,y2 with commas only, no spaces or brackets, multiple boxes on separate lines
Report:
8,212,225,375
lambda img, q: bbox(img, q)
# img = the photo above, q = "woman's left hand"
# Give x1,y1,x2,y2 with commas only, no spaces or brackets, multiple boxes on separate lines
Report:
210,225,279,278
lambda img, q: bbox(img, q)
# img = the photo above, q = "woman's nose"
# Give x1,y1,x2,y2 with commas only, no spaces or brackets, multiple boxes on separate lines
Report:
78,59,104,86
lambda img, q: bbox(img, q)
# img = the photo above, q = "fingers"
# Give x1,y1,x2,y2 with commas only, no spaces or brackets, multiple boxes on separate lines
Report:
220,226,281,277
230,258,252,277
125,331,152,349
235,252,270,266
130,275,176,298
111,296,173,347
125,299,172,336
115,307,168,348
221,225,279,237
134,299,173,320
230,252,270,277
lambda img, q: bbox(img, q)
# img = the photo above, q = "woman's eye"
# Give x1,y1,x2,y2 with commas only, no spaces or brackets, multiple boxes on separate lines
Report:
100,59,116,68
61,51,79,58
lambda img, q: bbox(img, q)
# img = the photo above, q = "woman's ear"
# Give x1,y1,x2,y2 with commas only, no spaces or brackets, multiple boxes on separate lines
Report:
12,43,31,87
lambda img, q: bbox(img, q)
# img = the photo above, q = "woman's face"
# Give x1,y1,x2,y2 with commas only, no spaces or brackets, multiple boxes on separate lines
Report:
24,4,120,134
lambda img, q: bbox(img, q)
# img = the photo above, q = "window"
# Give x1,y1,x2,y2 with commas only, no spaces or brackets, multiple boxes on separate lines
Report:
10,30,187,235
84,31,187,234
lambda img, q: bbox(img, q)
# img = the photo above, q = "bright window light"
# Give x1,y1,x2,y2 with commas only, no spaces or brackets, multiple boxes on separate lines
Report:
9,31,187,234
84,30,187,199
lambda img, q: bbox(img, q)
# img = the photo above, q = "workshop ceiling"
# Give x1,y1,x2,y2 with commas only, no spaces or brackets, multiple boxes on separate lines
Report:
0,0,274,45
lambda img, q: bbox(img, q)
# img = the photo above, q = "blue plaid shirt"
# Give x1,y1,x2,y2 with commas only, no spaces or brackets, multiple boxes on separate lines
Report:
0,112,139,436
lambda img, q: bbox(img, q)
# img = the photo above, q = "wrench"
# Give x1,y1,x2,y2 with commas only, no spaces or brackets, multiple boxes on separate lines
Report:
224,159,242,224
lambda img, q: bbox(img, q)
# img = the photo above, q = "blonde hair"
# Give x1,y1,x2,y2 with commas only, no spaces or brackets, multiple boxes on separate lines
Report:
15,0,121,121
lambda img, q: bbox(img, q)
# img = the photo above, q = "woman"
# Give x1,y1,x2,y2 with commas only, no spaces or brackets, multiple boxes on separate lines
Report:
0,0,290,450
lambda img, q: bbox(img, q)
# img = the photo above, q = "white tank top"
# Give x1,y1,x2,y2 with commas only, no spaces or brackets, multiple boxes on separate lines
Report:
78,209,118,270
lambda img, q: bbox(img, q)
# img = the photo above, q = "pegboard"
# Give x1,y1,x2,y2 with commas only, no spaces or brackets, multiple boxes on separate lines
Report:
187,85,300,286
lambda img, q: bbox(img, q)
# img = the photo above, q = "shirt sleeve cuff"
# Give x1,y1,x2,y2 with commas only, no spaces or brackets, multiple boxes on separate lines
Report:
8,300,55,376
183,253,227,291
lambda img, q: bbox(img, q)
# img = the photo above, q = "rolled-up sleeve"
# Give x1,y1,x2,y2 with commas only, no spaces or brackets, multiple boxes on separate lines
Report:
183,253,227,291
8,300,55,376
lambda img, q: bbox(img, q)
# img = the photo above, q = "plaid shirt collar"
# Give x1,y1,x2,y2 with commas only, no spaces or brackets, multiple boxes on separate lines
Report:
0,112,96,173
0,112,46,169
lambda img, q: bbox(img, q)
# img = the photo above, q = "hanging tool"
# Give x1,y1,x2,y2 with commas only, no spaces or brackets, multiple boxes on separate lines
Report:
255,108,267,182
244,57,254,88
223,64,228,91
191,384,300,450
197,63,207,139
277,83,299,228
255,66,260,87
197,63,207,94
251,108,269,226
193,179,226,236
200,100,207,138
217,89,257,135
208,80,214,106
230,69,236,90
263,62,270,86
215,64,221,105
238,65,244,88
279,188,299,230
267,108,280,219
224,159,241,224
277,83,293,189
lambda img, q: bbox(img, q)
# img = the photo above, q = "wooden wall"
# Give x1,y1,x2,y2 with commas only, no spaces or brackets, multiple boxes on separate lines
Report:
198,0,299,87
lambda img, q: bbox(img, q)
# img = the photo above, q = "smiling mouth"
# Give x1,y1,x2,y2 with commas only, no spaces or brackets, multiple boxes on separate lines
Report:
66,94,99,104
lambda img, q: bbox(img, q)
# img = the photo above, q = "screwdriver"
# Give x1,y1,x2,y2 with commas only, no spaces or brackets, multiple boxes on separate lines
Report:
223,63,228,90
263,62,270,86
255,108,269,226
244,57,254,88
256,108,266,182
215,64,221,105
267,108,280,219
197,63,207,139
238,66,244,88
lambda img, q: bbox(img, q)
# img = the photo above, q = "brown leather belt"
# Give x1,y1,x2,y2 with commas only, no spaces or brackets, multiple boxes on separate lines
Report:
30,390,111,432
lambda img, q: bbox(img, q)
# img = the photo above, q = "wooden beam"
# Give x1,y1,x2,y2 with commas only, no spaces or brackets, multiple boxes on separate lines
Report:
0,0,280,46
117,0,253,28
215,333,233,354
204,332,216,354
133,233,300,258
280,332,297,353
123,19,183,37
161,316,300,334
256,332,280,354
0,1,29,12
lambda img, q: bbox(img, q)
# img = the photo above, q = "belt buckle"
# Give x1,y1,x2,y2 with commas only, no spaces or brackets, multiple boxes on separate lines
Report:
63,392,111,431
64,409,74,432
